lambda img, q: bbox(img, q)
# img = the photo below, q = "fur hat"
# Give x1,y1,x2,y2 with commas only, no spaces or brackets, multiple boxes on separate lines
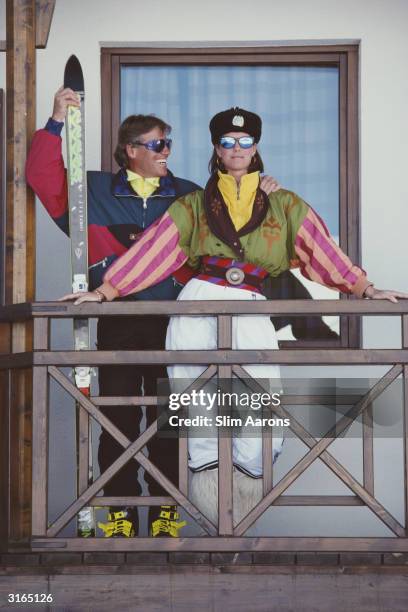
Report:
209,107,262,144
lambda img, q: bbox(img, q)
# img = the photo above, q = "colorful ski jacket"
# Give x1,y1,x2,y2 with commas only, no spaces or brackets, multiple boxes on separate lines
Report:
98,177,372,301
26,121,200,299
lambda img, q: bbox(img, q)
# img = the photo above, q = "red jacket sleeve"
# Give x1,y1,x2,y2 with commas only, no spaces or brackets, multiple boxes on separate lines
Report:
26,129,69,233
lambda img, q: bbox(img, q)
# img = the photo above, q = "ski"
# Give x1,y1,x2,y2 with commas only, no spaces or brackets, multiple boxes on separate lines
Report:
64,55,95,537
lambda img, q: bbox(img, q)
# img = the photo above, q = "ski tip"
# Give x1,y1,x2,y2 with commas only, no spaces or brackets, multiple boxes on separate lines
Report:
64,55,84,92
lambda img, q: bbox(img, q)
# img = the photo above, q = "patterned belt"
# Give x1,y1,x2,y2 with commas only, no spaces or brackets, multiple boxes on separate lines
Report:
197,256,269,294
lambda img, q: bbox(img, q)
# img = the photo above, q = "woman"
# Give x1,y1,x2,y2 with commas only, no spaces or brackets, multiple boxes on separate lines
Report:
63,107,407,526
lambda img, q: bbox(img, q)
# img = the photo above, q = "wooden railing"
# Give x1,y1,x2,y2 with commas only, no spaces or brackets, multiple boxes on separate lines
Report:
1,299,408,552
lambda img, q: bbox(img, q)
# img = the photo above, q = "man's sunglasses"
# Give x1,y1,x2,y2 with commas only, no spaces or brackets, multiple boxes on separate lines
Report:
219,136,255,149
131,138,172,153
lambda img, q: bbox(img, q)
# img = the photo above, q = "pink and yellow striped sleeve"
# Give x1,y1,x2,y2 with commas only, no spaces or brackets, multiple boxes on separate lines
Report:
294,207,372,298
97,211,188,300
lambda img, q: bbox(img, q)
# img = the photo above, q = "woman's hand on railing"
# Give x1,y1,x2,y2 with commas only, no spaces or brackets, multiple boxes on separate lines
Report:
364,286,408,303
59,290,106,305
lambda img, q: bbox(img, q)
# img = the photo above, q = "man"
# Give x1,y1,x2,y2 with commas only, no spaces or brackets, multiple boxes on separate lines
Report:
26,87,201,538
27,90,281,537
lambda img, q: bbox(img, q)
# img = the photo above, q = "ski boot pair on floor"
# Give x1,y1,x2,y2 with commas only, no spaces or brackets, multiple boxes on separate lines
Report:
97,506,186,538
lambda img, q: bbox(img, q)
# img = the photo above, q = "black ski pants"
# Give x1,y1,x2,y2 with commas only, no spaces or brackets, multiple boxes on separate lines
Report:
97,315,178,497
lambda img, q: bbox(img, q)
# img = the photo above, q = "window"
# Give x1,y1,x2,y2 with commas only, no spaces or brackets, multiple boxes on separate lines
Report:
101,45,360,348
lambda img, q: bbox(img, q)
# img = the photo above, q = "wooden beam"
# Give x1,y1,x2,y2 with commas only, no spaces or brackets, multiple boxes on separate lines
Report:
6,0,36,548
30,536,408,553
35,0,55,48
1,0,55,51
0,89,9,551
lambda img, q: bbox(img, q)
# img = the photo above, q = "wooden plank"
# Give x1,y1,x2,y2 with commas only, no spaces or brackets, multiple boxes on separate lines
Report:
0,1,55,50
35,0,55,48
217,316,233,534
31,367,48,536
337,53,351,348
91,395,159,405
218,367,233,535
47,366,216,537
6,0,36,310
33,348,408,366
6,0,36,547
217,315,232,349
77,406,90,495
31,319,49,536
90,496,176,506
272,496,364,506
263,425,273,494
100,51,112,171
90,394,361,407
30,536,408,553
0,368,9,552
0,351,33,370
178,435,188,497
0,89,4,306
7,561,408,574
33,317,49,350
363,402,374,495
346,47,361,349
105,44,357,56
75,494,348,509
2,571,408,612
338,53,349,350
8,368,33,545
23,298,408,316
0,88,9,551
110,54,120,174
0,302,33,322
117,52,340,66
402,315,408,534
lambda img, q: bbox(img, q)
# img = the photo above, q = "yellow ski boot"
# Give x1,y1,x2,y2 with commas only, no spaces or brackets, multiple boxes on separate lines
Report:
98,507,138,538
150,505,186,537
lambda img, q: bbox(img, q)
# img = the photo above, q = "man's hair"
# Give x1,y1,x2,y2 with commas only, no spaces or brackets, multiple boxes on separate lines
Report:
114,115,171,168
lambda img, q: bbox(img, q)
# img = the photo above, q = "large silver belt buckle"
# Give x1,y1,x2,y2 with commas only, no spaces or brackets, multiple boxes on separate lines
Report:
225,266,245,285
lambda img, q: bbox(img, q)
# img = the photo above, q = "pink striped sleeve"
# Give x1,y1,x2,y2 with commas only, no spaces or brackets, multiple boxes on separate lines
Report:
97,211,188,300
294,207,372,298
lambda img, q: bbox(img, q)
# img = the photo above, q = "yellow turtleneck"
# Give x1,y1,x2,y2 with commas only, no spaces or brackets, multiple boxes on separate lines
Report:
126,169,160,199
217,171,260,231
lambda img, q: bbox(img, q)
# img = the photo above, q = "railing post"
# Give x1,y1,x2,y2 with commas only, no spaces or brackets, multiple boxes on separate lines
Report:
402,315,408,535
32,317,49,536
362,403,374,496
217,315,233,534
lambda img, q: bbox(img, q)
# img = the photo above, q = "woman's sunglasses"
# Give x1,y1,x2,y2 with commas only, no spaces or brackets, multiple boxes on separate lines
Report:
219,136,255,149
130,138,173,153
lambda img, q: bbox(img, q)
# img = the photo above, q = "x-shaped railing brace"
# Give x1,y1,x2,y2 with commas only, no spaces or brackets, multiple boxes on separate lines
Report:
46,365,218,537
46,362,404,539
232,364,405,536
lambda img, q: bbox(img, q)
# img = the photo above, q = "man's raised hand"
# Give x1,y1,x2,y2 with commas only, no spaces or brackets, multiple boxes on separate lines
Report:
52,86,81,122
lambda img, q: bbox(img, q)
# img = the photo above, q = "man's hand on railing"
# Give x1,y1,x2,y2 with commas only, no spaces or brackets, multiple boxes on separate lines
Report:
59,290,106,305
363,286,408,303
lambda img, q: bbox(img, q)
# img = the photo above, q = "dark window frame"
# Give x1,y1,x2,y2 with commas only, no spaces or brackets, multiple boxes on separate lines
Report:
100,45,360,349
0,89,4,306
